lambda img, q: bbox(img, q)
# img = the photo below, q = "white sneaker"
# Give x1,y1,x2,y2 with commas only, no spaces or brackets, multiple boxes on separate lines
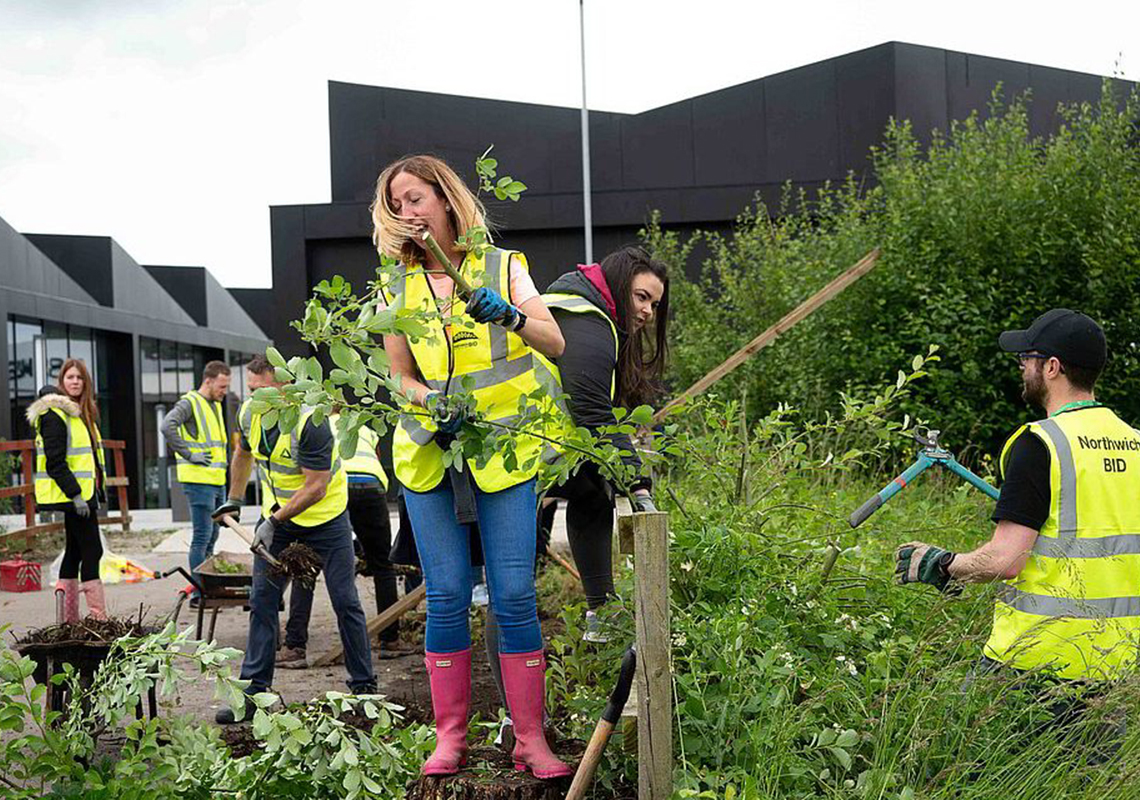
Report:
583,610,609,643
472,582,489,607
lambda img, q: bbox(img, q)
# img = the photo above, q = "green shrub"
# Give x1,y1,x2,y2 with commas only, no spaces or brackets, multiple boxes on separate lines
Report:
546,364,1140,799
648,80,1140,458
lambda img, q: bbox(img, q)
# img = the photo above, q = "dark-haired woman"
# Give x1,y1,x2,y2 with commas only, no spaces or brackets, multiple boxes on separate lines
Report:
28,359,107,621
540,246,668,619
484,246,668,738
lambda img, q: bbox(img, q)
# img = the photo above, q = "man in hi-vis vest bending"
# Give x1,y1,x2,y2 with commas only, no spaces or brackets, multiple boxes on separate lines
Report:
896,310,1139,690
211,355,375,723
161,360,231,603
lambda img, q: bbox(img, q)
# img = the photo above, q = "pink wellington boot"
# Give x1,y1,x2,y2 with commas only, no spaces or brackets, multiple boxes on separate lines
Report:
57,579,81,623
499,650,573,779
423,649,472,776
80,579,108,621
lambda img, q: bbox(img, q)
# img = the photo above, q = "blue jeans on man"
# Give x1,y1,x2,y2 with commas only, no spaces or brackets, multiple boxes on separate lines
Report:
240,511,375,693
184,482,226,598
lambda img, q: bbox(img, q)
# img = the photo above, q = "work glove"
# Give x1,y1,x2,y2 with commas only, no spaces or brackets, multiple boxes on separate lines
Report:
895,542,957,592
187,452,211,466
466,287,520,328
424,391,467,435
212,497,244,522
633,491,657,513
253,516,279,551
72,495,90,518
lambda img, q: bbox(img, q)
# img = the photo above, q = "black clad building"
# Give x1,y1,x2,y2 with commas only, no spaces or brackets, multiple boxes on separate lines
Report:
249,41,1131,355
0,217,270,509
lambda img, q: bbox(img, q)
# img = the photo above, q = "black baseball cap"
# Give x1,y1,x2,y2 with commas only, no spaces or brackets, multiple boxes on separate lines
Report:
998,309,1107,370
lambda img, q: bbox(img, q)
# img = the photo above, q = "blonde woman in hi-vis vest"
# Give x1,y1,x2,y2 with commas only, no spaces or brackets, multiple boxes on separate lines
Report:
373,154,572,779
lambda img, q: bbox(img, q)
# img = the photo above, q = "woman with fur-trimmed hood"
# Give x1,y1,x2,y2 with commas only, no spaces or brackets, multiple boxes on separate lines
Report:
27,358,107,621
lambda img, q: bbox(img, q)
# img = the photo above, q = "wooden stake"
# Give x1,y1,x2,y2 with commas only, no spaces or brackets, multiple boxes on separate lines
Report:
312,583,427,667
633,510,672,799
653,248,880,423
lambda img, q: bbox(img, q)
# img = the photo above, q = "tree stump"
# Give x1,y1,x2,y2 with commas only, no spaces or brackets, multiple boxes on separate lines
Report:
406,745,578,800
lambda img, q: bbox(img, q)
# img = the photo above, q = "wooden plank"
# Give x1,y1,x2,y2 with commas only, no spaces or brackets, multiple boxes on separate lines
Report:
653,248,880,423
312,583,427,667
615,496,635,555
634,511,671,799
0,484,32,499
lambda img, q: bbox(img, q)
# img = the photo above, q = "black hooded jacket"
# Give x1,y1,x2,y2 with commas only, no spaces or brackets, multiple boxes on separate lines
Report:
544,269,649,491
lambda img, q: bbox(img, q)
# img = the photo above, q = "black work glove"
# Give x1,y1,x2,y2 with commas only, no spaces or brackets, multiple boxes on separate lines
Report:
633,491,657,513
72,495,90,518
895,542,957,592
212,497,244,521
425,391,467,435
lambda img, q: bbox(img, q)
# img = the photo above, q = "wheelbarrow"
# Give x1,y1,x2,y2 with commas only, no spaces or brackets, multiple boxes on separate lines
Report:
164,554,254,642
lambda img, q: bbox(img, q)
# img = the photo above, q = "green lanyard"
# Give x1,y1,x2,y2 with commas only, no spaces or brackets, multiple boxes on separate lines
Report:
1051,400,1101,417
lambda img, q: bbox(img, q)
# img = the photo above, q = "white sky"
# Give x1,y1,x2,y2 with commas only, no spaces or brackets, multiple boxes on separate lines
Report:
1,0,1137,289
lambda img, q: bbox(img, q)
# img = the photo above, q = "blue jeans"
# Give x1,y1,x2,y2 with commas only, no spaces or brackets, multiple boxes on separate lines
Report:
404,477,542,654
184,483,226,597
240,512,375,693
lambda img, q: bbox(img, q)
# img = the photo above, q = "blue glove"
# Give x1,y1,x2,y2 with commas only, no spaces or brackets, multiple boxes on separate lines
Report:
466,287,520,328
425,391,466,435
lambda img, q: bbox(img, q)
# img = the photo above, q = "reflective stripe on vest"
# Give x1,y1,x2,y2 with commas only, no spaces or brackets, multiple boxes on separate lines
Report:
331,414,389,490
381,247,555,493
984,407,1140,679
239,398,348,527
33,408,103,504
176,391,228,486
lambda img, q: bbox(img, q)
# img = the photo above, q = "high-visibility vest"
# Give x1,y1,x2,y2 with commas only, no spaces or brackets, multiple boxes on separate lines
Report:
238,399,348,527
32,405,103,504
985,406,1140,680
539,292,619,401
381,247,559,493
331,413,389,491
175,390,227,486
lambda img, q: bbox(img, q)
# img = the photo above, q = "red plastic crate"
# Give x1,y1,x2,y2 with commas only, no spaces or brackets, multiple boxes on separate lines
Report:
0,560,42,592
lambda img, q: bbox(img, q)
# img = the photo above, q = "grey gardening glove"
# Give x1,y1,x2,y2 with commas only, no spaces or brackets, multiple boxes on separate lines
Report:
253,516,279,551
72,495,90,518
187,452,211,466
633,491,657,513
211,497,243,521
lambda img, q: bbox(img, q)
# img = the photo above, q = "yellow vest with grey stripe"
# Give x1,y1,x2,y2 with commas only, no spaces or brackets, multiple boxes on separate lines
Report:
381,247,558,493
539,292,618,400
331,413,389,491
175,390,228,486
985,406,1140,680
238,399,348,527
29,396,104,504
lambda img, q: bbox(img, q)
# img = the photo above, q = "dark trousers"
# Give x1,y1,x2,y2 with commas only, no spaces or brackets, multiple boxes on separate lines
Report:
548,463,614,609
241,512,374,693
963,656,1127,764
285,485,399,649
59,499,101,581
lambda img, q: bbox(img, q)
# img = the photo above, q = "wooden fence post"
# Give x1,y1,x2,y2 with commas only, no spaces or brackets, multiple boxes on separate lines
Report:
617,498,673,799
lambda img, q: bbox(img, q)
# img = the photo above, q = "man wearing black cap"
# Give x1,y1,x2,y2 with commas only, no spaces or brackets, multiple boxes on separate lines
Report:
895,309,1140,681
